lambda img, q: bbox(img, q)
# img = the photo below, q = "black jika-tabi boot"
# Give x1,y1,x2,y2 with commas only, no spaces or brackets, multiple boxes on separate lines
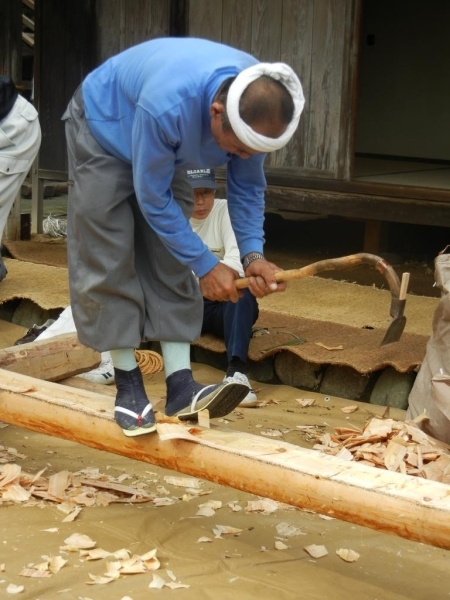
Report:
165,368,248,421
114,366,156,436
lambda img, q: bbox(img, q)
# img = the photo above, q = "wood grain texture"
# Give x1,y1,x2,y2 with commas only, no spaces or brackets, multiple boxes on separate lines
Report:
0,333,100,382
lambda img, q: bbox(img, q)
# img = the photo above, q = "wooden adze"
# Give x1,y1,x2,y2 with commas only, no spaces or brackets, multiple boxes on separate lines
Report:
0,334,450,550
237,253,409,346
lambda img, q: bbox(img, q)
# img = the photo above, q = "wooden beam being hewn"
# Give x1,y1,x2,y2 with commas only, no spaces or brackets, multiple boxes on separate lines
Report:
1,368,450,550
0,333,100,381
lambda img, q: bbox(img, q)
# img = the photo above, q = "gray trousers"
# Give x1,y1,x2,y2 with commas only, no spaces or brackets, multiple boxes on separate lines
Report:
63,88,203,352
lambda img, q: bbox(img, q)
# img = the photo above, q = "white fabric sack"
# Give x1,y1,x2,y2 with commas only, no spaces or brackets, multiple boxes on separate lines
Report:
406,247,450,442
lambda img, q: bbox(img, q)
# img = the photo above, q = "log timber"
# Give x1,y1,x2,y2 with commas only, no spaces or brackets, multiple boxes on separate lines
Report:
1,368,450,550
0,333,100,381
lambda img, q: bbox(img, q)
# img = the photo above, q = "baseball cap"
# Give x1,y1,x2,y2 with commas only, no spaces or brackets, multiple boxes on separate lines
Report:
186,168,217,190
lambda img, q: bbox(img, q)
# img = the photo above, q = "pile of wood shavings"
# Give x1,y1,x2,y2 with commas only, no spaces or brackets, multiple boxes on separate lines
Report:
314,416,450,483
0,464,153,515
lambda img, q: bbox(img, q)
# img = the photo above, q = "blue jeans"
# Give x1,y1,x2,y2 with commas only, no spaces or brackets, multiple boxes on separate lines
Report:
202,289,259,364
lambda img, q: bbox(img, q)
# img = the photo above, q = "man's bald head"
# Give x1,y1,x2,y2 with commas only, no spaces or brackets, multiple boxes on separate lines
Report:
216,75,295,137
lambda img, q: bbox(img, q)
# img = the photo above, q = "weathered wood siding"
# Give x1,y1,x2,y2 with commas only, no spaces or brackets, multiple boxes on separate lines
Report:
96,0,171,64
34,0,97,173
188,0,357,179
0,0,22,82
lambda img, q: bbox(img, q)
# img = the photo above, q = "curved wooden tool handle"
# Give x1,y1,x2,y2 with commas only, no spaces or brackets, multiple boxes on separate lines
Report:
236,253,401,298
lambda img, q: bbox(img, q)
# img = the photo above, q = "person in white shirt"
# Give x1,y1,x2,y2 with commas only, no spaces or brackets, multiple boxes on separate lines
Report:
188,169,259,407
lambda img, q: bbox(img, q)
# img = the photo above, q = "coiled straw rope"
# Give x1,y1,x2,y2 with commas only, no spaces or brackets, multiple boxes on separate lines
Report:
134,349,164,375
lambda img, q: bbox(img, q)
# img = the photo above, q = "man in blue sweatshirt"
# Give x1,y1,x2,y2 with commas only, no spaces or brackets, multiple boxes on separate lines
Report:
63,37,304,437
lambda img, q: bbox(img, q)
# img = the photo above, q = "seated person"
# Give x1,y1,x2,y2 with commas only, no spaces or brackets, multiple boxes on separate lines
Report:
188,169,259,407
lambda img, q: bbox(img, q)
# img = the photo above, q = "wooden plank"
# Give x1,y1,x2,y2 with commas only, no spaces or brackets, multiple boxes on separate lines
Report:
250,0,283,168
222,0,252,54
96,0,122,62
270,0,313,169
264,168,450,203
337,0,360,180
22,31,34,47
307,0,347,174
188,0,223,42
263,185,450,227
122,0,170,50
1,368,450,550
250,0,282,62
0,0,22,79
3,189,22,242
363,219,389,254
0,333,100,382
22,13,35,31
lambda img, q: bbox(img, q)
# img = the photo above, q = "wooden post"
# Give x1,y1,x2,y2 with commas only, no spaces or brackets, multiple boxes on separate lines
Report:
363,219,389,254
3,189,22,241
1,368,450,550
31,156,44,234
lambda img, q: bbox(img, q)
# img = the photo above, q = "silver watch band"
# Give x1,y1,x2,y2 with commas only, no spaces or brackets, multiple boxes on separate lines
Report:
242,252,265,270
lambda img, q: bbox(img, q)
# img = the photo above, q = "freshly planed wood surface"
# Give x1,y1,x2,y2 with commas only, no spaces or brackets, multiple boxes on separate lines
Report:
0,333,100,382
1,368,450,550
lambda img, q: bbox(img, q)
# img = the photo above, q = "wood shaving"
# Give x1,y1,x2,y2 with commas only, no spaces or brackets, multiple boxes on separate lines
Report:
304,544,328,558
212,525,243,538
276,522,305,537
341,405,358,414
0,464,153,508
164,475,201,488
336,548,360,562
246,498,280,514
314,417,450,481
296,398,315,407
275,540,288,550
315,342,344,351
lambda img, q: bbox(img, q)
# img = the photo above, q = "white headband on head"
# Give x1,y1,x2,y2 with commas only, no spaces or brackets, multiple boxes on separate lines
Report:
226,62,305,153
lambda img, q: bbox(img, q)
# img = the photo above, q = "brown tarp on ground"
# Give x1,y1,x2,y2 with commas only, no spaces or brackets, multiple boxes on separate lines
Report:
0,258,69,310
2,235,67,268
194,309,428,375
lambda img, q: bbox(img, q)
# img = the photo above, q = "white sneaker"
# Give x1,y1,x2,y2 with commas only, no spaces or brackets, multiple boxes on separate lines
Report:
223,372,258,407
77,355,115,385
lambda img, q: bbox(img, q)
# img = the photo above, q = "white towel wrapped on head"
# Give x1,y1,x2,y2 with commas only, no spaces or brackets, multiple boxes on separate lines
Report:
226,62,305,153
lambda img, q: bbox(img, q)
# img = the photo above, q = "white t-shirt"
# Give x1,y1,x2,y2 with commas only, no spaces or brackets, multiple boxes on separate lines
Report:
190,198,244,277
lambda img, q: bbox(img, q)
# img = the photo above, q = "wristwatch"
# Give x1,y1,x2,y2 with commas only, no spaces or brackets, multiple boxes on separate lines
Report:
242,252,265,271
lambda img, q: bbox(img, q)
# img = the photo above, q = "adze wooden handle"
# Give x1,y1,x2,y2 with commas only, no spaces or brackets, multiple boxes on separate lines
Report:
236,253,402,298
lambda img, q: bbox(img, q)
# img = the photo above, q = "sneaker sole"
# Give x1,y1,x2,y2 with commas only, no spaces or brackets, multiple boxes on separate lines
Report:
238,399,259,408
175,382,248,421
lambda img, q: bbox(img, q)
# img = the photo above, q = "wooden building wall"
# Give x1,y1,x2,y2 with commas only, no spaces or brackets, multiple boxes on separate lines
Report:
34,0,97,174
95,0,172,64
0,0,22,82
188,0,359,181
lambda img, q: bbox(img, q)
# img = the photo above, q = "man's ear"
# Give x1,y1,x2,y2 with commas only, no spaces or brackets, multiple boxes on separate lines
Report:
210,101,225,119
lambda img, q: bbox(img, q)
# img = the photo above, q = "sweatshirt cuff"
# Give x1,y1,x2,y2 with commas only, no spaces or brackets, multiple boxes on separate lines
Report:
190,249,220,278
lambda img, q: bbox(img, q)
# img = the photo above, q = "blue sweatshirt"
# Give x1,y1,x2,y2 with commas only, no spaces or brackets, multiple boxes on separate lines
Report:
82,37,266,277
